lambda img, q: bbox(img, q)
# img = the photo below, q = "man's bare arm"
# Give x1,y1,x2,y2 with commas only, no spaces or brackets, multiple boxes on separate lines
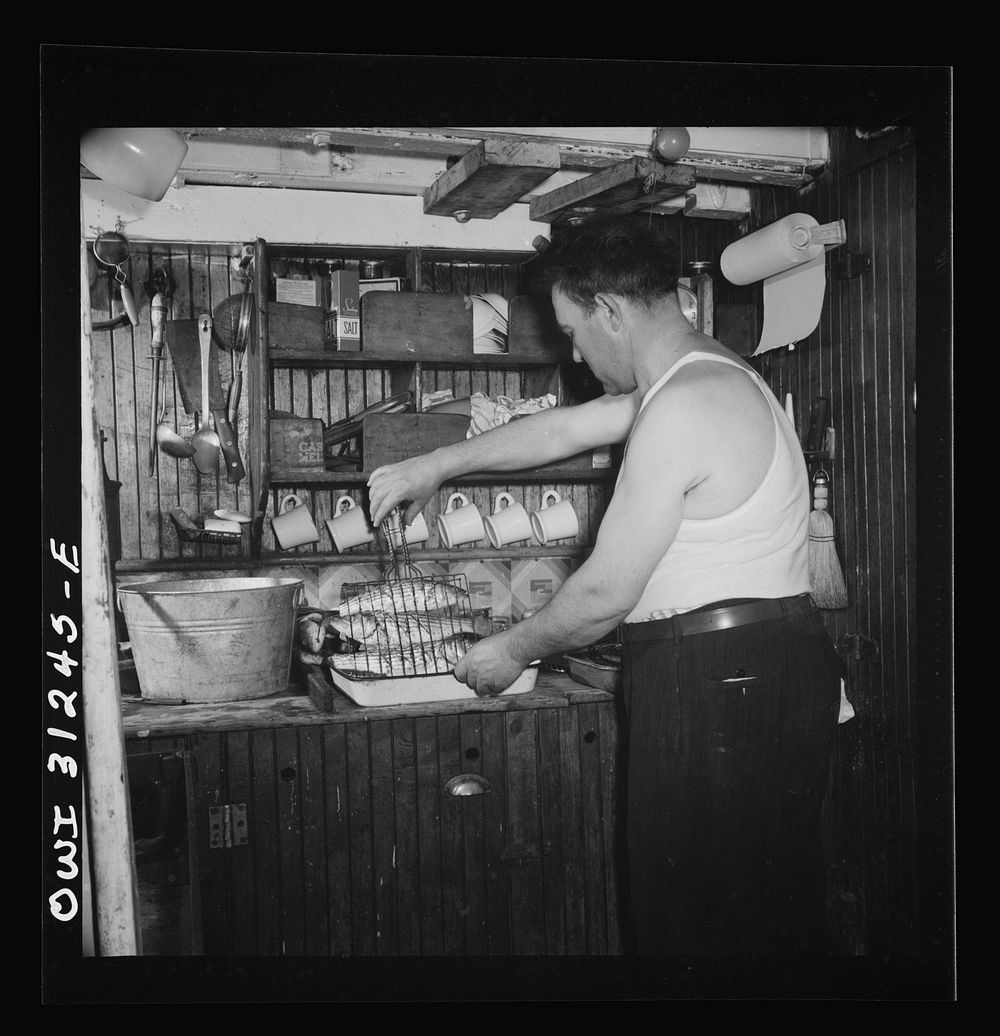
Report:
367,391,639,526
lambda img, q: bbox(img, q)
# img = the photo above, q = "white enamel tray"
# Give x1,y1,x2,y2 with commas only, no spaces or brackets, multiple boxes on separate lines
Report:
327,663,538,707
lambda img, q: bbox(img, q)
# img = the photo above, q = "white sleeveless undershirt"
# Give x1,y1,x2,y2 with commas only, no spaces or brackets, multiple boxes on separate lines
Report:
621,351,811,623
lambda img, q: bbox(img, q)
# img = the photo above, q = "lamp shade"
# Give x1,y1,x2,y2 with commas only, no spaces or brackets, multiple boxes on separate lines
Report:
80,128,189,202
653,127,691,163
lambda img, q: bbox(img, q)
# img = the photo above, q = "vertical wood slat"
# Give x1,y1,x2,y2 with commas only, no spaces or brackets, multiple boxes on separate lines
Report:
438,714,466,954
577,702,609,954
347,721,375,954
481,710,511,954
391,719,422,955
191,732,229,955
225,730,256,955
250,729,280,954
323,724,353,955
458,712,488,953
557,704,587,953
369,719,398,954
597,699,623,954
536,706,567,954
298,727,328,955
415,715,444,955
504,709,545,955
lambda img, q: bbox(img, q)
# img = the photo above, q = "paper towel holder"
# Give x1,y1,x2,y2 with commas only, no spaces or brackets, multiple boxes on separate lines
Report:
799,218,847,249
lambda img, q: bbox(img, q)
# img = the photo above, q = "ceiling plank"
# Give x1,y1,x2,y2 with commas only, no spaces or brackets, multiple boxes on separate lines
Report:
422,140,561,220
529,157,696,224
172,127,822,187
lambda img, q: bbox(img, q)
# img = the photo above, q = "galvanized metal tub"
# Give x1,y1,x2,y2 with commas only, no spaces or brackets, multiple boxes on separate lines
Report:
117,577,305,703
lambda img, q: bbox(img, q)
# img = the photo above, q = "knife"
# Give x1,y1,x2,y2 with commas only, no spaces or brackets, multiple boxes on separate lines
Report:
212,406,246,484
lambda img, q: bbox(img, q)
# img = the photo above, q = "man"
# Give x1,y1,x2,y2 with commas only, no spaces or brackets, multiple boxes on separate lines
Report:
367,215,841,956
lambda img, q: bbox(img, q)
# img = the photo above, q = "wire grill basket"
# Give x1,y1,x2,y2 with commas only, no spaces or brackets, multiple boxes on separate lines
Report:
330,508,476,679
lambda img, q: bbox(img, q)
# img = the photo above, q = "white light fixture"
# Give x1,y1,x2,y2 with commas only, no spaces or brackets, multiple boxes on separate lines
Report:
653,127,691,163
80,127,189,202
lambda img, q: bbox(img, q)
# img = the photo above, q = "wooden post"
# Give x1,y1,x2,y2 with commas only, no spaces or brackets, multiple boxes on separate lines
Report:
79,207,142,955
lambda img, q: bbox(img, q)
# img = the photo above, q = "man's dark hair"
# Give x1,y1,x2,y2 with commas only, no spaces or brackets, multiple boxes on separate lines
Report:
532,213,681,314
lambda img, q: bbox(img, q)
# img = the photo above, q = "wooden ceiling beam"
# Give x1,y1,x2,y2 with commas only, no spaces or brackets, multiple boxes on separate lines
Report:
529,157,696,224
422,140,561,220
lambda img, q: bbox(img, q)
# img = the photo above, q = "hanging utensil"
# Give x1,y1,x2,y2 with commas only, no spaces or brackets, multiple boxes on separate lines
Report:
191,315,221,474
93,229,139,326
213,282,256,424
148,294,168,475
156,404,196,459
163,316,244,482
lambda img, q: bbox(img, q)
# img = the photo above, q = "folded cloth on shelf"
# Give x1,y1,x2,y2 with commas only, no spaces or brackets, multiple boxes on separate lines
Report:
467,392,557,436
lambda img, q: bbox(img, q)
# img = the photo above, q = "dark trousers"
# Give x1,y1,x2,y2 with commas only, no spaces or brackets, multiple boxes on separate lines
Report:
621,596,841,956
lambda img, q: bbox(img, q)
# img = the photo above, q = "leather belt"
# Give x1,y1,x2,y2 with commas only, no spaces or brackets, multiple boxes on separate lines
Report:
625,593,815,642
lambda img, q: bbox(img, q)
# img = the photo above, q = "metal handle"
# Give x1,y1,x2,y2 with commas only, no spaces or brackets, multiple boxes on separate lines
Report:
444,774,492,797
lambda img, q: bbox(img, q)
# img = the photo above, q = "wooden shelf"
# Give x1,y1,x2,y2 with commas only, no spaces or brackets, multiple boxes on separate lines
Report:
116,544,590,575
268,348,562,369
261,545,590,564
270,466,618,486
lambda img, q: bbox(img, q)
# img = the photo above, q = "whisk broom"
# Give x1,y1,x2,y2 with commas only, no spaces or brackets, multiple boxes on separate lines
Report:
808,467,848,609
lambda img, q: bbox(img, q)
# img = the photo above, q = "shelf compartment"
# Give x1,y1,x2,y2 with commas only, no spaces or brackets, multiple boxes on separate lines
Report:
260,545,591,564
270,465,617,486
267,292,570,367
267,350,559,370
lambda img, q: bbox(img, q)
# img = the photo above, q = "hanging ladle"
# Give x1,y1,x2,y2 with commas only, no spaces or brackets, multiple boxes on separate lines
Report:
93,228,139,326
155,404,196,459
190,314,221,474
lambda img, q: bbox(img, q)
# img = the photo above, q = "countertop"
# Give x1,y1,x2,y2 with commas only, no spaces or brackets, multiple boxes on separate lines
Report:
121,666,615,739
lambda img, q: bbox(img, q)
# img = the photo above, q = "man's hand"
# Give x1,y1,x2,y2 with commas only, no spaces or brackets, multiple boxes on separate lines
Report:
453,632,529,697
367,454,443,528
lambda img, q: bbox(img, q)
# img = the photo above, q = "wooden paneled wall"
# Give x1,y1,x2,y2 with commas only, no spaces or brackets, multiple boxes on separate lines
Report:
129,697,624,957
89,242,253,567
747,127,920,955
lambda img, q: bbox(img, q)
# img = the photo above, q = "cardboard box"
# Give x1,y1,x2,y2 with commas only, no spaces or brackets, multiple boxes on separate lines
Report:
276,277,325,307
359,277,402,296
270,415,326,473
329,270,361,350
362,413,470,469
268,302,325,352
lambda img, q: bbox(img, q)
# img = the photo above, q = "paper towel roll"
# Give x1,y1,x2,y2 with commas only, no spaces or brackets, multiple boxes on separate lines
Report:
721,213,823,285
754,255,827,355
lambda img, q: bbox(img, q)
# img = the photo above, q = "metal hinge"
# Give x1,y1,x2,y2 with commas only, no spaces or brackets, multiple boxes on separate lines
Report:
209,804,248,849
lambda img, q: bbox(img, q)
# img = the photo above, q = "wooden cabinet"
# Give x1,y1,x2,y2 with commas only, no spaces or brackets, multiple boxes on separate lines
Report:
123,678,626,956
249,240,617,563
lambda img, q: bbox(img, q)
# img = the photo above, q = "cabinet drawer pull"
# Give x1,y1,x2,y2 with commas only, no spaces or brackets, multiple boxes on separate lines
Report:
445,774,492,797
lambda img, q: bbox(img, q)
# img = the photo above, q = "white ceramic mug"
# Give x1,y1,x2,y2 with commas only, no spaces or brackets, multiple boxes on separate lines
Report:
384,510,430,549
484,492,532,548
437,492,485,548
325,495,375,552
530,490,579,545
272,493,320,550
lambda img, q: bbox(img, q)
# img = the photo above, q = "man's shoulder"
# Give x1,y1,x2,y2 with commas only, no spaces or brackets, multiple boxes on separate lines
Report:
639,352,772,442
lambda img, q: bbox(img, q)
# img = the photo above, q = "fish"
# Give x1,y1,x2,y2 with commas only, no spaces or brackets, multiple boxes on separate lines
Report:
433,632,481,666
297,616,325,654
325,612,380,643
338,579,468,617
329,605,475,653
328,646,447,678
297,647,327,667
376,612,477,650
